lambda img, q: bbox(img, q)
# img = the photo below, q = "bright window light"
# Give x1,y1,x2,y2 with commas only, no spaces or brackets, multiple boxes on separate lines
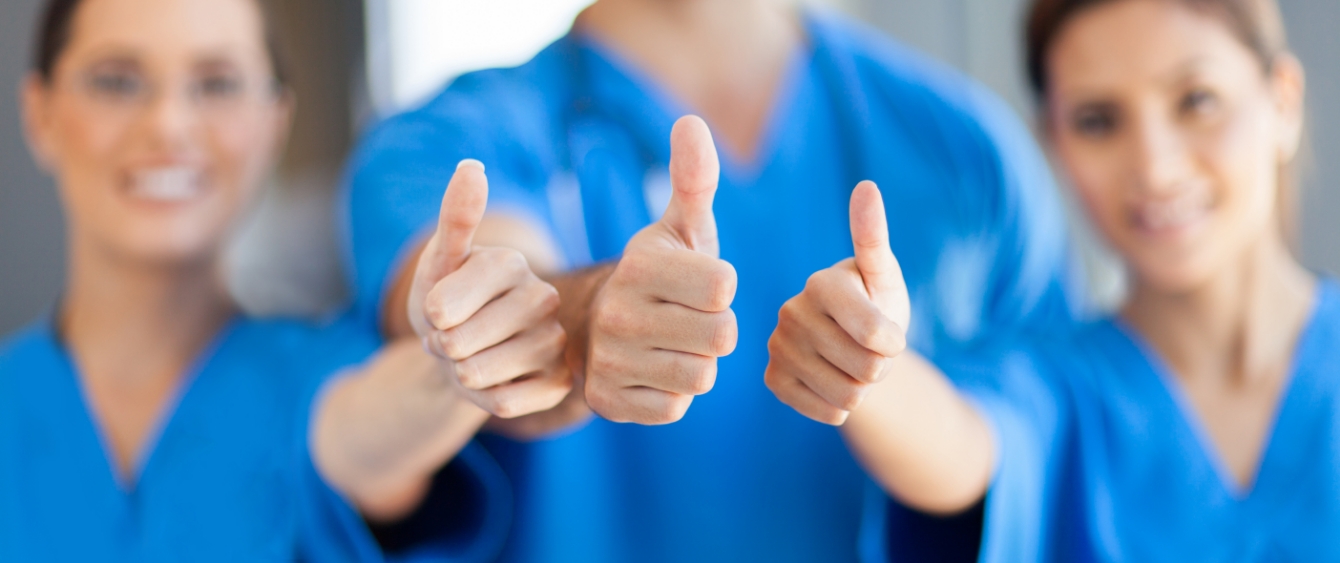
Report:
367,0,595,114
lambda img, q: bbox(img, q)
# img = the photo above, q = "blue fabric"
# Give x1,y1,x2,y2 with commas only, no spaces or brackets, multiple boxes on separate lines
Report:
878,279,1340,562
0,314,509,562
343,9,1079,562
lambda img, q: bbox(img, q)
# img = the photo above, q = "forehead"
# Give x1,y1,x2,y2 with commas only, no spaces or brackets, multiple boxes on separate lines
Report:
63,0,267,62
1048,0,1258,93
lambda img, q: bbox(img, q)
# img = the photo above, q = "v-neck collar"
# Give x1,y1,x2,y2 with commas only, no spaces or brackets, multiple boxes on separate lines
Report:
1103,280,1335,502
38,315,244,493
567,12,817,187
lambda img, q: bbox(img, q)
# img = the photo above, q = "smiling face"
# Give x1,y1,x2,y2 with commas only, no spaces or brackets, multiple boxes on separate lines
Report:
23,0,290,268
1045,0,1303,294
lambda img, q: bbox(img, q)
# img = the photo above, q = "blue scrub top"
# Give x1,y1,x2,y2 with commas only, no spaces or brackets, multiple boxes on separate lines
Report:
0,314,510,562
872,279,1340,562
343,9,1079,562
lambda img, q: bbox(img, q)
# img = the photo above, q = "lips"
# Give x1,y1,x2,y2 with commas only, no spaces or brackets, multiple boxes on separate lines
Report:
1130,189,1212,236
126,167,204,202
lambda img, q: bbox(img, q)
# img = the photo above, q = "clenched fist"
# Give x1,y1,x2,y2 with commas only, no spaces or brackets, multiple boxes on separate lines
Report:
408,160,573,418
585,116,739,424
765,181,911,425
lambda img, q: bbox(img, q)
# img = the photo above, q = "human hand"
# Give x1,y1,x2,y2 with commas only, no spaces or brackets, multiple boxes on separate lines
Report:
765,181,910,425
584,116,739,424
408,160,572,418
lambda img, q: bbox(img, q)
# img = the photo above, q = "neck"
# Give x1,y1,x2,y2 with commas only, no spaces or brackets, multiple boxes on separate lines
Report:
60,233,236,386
576,0,802,162
1121,234,1316,386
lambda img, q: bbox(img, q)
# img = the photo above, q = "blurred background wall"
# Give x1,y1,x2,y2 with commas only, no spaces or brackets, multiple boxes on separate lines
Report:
2,0,1337,334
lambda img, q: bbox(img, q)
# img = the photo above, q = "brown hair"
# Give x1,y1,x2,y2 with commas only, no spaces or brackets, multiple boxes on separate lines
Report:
32,0,288,86
1026,0,1302,244
1026,0,1289,100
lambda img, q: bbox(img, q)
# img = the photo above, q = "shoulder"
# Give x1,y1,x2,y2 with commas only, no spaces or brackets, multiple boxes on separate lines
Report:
349,41,572,177
811,10,1049,201
0,322,55,377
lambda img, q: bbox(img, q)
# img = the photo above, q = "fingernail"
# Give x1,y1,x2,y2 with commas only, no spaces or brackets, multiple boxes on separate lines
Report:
457,159,485,172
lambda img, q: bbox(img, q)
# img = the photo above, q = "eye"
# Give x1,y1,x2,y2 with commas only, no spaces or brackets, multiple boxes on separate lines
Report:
1178,88,1219,117
193,72,244,101
85,67,145,101
1070,103,1119,139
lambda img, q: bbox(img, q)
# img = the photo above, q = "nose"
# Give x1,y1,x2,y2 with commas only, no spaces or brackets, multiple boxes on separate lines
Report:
1127,110,1191,198
141,82,199,152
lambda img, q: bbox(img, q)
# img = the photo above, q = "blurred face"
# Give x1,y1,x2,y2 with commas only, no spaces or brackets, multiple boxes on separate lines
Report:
22,0,290,267
1046,0,1304,293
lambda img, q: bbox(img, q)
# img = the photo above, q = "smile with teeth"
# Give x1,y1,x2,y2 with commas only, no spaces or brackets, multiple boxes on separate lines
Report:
1132,190,1212,235
127,167,204,202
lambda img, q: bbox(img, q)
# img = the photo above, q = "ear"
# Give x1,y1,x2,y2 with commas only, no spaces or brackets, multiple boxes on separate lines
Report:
20,73,59,172
270,87,296,158
1269,53,1306,163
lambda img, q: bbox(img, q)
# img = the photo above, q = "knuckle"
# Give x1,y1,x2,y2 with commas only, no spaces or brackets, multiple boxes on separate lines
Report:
422,293,452,329
503,248,530,276
492,395,523,419
584,384,619,419
595,305,639,338
836,386,866,412
822,409,850,427
585,347,620,380
708,311,739,357
534,282,561,314
851,315,887,352
651,395,693,425
704,261,738,311
542,322,568,355
683,358,717,395
454,359,482,389
763,365,786,393
614,252,651,286
439,328,469,360
855,354,886,384
805,269,835,293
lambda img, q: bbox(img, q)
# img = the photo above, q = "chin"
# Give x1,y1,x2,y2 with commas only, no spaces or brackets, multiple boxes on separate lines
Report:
1127,252,1221,297
108,222,229,268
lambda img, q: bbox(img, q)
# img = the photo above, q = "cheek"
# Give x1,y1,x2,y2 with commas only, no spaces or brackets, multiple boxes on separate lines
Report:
49,101,136,222
1202,106,1280,232
1057,140,1128,238
207,112,281,201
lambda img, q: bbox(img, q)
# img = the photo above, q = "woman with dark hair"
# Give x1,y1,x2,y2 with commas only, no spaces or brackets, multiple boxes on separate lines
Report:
765,0,1335,560
0,0,572,560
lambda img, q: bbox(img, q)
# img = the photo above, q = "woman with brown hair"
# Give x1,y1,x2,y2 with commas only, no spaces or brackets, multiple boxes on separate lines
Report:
0,0,571,559
764,0,1334,560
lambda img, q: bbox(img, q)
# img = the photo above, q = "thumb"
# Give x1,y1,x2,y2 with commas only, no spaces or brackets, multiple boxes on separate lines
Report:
423,159,489,282
661,115,721,253
850,181,900,300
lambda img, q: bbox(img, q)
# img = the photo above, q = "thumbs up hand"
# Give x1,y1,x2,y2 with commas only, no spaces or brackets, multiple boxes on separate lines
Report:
408,160,572,418
585,116,739,424
765,181,911,425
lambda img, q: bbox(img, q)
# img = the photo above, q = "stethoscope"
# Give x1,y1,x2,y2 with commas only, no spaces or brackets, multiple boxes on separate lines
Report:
548,9,878,268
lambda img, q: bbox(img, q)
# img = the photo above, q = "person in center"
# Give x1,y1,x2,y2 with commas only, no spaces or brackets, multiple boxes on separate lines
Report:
343,0,1082,560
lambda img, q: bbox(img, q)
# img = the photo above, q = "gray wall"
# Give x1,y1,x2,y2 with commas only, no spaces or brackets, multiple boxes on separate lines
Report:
2,0,1338,334
0,0,64,335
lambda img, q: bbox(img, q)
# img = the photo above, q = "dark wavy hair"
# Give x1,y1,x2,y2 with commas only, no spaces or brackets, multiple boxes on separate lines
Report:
32,0,288,86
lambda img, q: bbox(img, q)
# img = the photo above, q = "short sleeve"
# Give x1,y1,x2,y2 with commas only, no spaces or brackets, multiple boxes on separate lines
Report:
860,346,1075,563
339,74,561,331
288,317,513,562
958,348,1073,563
294,431,513,563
